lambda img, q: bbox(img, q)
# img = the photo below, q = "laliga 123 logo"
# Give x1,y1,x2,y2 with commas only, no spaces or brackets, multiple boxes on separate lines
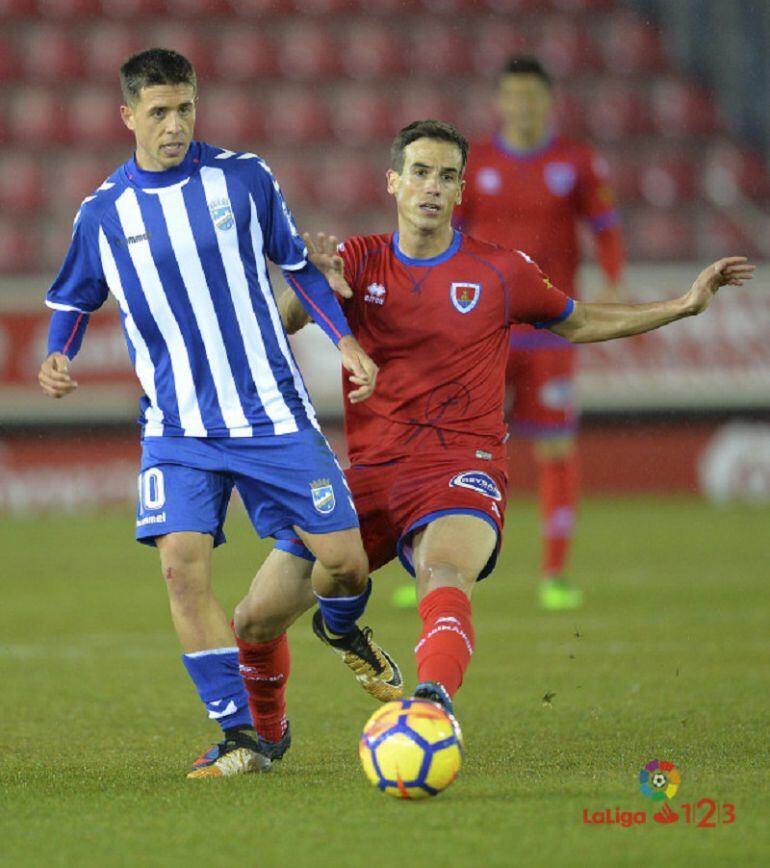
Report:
582,760,737,829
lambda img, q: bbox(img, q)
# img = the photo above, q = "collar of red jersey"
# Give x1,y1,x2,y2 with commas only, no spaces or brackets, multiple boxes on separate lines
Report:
392,230,462,267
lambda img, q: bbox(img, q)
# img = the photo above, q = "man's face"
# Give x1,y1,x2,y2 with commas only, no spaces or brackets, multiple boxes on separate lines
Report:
120,83,196,172
386,138,465,233
497,73,552,140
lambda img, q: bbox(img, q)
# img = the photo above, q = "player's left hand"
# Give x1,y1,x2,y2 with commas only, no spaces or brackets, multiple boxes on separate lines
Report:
303,232,352,299
685,256,755,315
338,335,378,403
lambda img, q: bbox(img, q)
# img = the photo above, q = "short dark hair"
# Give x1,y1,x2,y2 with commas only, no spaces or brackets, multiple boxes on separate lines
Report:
120,48,197,106
390,120,469,174
499,55,552,88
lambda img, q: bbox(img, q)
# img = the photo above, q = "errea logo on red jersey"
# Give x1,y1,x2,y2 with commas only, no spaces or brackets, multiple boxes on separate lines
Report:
365,283,386,305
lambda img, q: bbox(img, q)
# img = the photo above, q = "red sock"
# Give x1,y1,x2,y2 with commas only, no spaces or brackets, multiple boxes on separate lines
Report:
537,452,579,577
235,632,290,743
415,587,474,697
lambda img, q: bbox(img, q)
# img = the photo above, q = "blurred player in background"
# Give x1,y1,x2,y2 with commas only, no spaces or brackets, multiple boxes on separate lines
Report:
37,48,402,779
234,119,752,731
454,56,625,610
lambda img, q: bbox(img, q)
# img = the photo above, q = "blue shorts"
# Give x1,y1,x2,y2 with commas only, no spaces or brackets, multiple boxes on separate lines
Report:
135,428,358,547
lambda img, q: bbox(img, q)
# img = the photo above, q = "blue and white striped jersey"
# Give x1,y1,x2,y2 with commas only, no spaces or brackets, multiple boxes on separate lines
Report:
47,142,322,438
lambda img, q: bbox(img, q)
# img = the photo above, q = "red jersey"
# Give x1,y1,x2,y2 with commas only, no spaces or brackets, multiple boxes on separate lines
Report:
338,231,574,465
455,134,619,297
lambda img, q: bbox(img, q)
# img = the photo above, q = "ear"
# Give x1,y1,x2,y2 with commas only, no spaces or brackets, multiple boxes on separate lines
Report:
456,177,466,205
385,168,399,196
120,104,135,131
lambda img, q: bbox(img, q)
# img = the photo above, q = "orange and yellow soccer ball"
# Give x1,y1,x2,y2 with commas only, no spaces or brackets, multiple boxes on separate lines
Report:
359,698,463,799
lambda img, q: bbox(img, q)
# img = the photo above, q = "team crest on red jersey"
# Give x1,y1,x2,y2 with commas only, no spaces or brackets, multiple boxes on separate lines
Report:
450,282,481,314
544,162,577,197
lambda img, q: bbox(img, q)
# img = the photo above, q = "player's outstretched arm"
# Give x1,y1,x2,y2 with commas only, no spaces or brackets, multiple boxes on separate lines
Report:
38,352,78,398
277,288,312,335
550,257,755,344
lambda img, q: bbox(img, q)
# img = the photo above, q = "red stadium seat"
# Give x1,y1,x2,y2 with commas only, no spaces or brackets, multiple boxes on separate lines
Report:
625,206,697,260
339,22,405,80
99,0,164,16
354,0,418,12
69,87,127,145
405,20,471,76
599,11,667,74
195,88,263,148
8,87,71,144
391,85,452,132
0,152,45,213
142,24,210,75
22,24,84,81
553,93,587,138
291,0,353,12
228,0,292,14
275,22,339,81
49,152,115,218
40,220,78,272
457,83,497,140
0,35,19,81
163,0,228,14
700,213,758,257
34,0,101,16
585,84,653,141
258,154,315,208
638,159,698,208
208,26,278,82
470,20,529,75
702,142,770,201
651,80,720,137
0,219,39,273
536,17,600,75
313,152,385,211
0,0,36,15
328,87,394,145
81,22,143,79
418,0,480,9
263,87,330,143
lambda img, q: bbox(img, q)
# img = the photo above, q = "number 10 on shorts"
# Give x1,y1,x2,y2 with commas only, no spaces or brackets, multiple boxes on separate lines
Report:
138,468,166,514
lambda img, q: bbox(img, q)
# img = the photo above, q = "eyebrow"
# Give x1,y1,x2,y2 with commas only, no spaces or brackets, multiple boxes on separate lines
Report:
147,100,194,112
410,162,460,175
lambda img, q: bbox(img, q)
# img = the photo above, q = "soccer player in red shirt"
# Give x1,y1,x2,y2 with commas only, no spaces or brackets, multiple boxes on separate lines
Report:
232,119,752,729
454,56,625,610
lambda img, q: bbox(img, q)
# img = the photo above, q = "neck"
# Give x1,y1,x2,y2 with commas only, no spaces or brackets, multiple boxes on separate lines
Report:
395,223,455,260
500,125,548,151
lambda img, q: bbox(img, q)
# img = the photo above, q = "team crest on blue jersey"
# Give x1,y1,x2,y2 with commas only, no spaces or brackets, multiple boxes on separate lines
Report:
449,471,502,501
310,478,336,514
450,282,481,314
209,198,235,231
544,162,577,197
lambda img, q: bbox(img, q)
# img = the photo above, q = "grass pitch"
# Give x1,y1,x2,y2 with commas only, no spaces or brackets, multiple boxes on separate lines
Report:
1,496,769,867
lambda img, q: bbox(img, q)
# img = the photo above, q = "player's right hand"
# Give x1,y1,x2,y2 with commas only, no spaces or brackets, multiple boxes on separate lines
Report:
38,352,78,398
303,232,353,299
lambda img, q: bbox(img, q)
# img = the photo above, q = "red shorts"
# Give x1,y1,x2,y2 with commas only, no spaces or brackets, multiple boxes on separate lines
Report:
346,449,508,580
506,344,578,436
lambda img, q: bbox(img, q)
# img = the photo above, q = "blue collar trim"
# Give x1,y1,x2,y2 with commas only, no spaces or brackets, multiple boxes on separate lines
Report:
125,141,201,187
392,230,461,266
494,132,555,161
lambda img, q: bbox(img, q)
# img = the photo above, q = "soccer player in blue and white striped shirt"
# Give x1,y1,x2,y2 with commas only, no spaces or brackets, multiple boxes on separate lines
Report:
38,49,402,778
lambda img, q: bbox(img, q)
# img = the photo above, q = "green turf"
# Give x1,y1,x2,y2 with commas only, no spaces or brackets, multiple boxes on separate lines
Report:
1,496,769,867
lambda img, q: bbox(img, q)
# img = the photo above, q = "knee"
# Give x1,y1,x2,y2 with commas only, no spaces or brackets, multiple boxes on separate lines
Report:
158,537,210,600
233,600,278,644
416,559,476,599
318,548,369,594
